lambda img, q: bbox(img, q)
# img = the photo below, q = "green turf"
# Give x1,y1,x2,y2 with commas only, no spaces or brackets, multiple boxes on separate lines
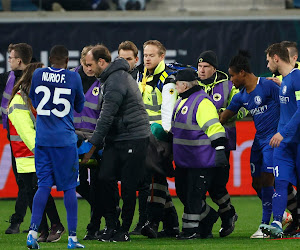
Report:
0,196,298,249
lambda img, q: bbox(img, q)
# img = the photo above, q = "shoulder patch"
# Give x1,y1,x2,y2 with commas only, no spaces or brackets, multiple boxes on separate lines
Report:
213,93,222,102
181,106,188,115
169,88,175,95
92,87,100,96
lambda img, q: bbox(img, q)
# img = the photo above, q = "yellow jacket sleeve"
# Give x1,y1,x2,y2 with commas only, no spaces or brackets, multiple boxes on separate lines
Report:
196,98,225,140
8,95,36,152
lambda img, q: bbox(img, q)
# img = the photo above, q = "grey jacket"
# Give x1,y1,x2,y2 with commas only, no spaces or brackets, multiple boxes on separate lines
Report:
89,58,150,147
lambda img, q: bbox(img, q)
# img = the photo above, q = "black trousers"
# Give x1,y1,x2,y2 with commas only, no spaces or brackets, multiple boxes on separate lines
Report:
10,147,28,224
136,171,151,226
18,172,61,232
209,151,236,223
76,165,105,232
99,137,149,231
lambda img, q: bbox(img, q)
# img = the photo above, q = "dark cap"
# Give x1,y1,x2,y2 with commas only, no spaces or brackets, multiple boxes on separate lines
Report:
197,50,218,68
175,68,198,82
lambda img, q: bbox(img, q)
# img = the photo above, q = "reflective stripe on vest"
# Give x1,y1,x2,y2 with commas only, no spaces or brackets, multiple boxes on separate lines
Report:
8,98,35,159
74,116,97,125
221,80,230,108
172,93,225,145
1,71,16,129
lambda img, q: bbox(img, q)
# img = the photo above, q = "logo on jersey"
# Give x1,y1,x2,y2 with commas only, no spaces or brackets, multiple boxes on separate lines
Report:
213,93,222,102
92,87,100,96
282,85,287,95
254,96,262,105
181,106,188,115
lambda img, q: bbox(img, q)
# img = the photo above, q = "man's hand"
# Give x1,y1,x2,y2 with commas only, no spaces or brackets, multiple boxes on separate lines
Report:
266,77,281,86
269,132,283,148
215,147,229,167
80,145,97,165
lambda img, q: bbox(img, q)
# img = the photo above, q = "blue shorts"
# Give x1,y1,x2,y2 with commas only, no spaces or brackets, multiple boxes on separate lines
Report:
250,137,274,178
273,142,299,186
35,144,79,191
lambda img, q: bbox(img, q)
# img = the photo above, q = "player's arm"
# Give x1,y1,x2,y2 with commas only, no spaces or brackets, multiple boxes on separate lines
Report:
161,75,177,131
8,97,36,153
220,92,242,124
196,98,228,167
29,70,39,108
275,91,300,145
227,86,248,121
89,77,125,148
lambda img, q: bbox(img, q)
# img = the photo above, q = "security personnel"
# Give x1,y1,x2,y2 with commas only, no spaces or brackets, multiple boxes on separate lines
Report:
0,43,33,234
197,50,241,236
140,40,179,238
172,68,230,239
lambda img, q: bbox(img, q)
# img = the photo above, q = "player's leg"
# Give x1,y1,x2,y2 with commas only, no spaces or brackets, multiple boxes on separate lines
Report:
27,145,53,249
260,143,275,226
261,142,296,237
52,144,84,248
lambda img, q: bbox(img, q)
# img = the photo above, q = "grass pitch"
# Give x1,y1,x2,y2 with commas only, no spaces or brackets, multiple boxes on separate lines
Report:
0,196,298,249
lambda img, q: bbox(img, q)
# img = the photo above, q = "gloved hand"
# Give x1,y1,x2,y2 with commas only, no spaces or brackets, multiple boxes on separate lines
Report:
215,147,229,168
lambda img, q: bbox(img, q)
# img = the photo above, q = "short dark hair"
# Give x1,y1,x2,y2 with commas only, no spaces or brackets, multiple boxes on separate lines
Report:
118,41,138,58
91,45,111,63
8,43,32,65
49,45,69,61
229,50,252,74
281,40,298,57
265,43,290,63
143,40,166,56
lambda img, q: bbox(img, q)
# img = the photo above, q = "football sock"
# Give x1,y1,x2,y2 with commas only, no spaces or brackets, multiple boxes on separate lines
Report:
30,186,51,231
273,180,289,223
64,188,77,236
261,186,274,224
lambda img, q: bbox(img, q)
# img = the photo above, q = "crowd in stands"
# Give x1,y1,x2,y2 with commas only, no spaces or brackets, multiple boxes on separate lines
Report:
0,0,149,11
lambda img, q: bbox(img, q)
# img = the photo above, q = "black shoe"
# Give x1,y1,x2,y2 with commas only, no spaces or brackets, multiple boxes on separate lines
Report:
111,229,131,242
83,230,100,240
98,228,116,242
129,223,143,235
37,230,49,242
141,221,158,238
157,228,180,238
199,210,219,239
176,231,200,240
284,221,299,235
5,223,20,234
219,213,238,237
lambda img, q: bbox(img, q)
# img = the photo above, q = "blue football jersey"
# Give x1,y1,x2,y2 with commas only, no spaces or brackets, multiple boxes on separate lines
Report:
277,68,300,143
227,77,280,139
29,67,85,147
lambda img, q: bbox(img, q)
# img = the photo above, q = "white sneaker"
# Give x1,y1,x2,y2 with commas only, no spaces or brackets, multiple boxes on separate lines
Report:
250,227,270,239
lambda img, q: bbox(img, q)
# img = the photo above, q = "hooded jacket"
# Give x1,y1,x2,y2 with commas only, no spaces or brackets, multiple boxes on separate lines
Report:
89,58,150,147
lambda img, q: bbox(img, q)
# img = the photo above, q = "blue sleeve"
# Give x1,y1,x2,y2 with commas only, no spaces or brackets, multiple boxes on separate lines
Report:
227,92,242,113
74,73,85,113
267,79,280,104
279,76,300,138
29,70,38,108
